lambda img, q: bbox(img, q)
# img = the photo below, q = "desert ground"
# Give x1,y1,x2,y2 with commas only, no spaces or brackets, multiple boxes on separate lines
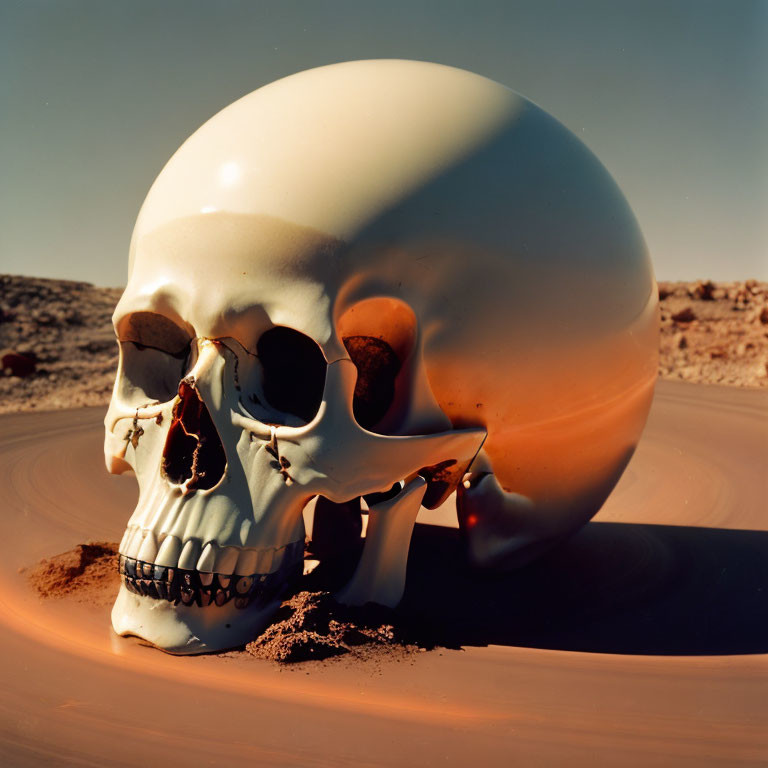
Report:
0,274,766,766
1,275,768,412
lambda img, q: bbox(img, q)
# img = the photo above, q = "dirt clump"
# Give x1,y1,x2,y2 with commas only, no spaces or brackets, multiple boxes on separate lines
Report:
246,590,417,664
26,541,119,605
24,540,425,664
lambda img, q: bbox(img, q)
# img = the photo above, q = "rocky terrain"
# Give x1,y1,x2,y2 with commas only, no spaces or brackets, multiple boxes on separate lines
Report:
1,275,766,415
658,279,768,387
0,275,122,413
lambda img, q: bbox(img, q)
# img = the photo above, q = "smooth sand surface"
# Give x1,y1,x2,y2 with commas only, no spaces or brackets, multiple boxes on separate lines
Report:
0,380,766,767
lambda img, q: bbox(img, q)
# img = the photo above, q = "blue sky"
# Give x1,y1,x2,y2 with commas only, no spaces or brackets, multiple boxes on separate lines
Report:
1,0,766,285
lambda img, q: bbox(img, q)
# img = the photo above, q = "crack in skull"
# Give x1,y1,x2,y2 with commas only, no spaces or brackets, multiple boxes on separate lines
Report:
265,427,293,485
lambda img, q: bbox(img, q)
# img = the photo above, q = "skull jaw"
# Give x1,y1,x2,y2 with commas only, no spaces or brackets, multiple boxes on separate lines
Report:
111,585,280,654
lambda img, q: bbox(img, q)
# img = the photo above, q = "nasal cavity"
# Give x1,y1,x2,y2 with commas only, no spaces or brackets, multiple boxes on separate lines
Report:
162,379,227,491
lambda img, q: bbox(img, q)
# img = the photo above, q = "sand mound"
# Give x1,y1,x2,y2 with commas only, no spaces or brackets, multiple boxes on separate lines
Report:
246,590,415,663
26,542,421,662
26,541,120,605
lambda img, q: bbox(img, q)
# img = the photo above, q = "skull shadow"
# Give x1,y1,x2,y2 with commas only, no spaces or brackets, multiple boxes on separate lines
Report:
391,520,768,656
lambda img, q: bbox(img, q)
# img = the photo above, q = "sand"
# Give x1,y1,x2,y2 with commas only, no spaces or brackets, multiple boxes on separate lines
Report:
27,544,421,664
2,272,767,763
245,591,414,663
25,541,119,605
0,380,766,766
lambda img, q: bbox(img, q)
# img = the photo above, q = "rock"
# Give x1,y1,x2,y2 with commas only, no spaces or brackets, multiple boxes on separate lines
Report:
1,350,36,377
64,309,84,325
694,281,716,301
736,342,756,356
671,307,696,323
656,279,768,387
32,310,57,326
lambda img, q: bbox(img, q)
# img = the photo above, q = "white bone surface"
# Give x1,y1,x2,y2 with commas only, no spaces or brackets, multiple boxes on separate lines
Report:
105,60,657,652
214,546,239,575
336,476,428,608
196,542,217,573
235,548,258,576
136,531,158,564
154,535,182,567
111,588,281,655
123,527,142,560
177,539,200,571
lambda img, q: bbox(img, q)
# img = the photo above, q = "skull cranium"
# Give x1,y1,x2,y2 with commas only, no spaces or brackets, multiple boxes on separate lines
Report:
105,60,658,653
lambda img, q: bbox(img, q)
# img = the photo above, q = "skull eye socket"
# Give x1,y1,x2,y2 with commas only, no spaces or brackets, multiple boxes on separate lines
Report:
343,335,401,429
116,312,192,404
255,326,327,424
116,311,191,356
338,297,417,433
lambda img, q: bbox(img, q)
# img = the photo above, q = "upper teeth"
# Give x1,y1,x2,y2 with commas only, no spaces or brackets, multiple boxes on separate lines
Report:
119,526,296,575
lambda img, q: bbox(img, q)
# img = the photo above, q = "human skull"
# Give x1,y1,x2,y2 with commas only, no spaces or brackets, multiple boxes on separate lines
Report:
105,60,658,654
